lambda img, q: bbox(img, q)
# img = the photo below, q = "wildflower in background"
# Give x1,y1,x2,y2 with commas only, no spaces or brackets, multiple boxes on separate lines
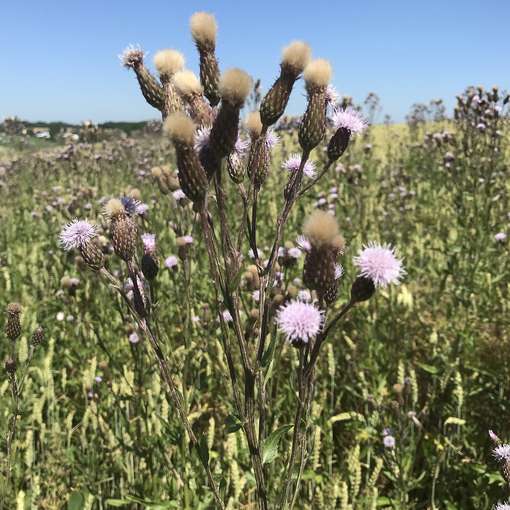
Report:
383,435,396,449
296,235,312,252
164,255,178,269
282,154,317,179
495,232,507,242
353,242,405,288
494,502,510,510
332,107,368,134
222,310,233,322
195,126,212,152
136,203,149,216
288,247,302,259
297,289,312,302
172,189,186,201
183,235,193,244
276,299,324,346
325,84,340,106
265,130,279,150
59,220,97,251
334,264,344,280
141,233,156,255
128,332,140,344
252,290,260,301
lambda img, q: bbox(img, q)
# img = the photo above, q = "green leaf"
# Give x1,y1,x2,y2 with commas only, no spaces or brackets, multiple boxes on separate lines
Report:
416,362,439,374
330,411,364,423
106,499,131,508
197,435,209,466
261,425,293,464
68,492,85,510
225,413,243,434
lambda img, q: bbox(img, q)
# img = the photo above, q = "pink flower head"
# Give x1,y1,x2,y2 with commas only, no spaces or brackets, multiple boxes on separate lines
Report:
332,107,368,134
325,85,340,106
173,189,186,201
195,126,211,152
222,309,233,322
493,444,510,462
59,219,97,250
129,332,140,344
334,264,344,280
282,154,317,178
136,203,149,216
495,503,510,510
120,44,144,68
164,255,178,268
265,130,279,150
234,136,250,155
276,300,324,344
183,235,193,244
353,242,405,287
288,247,302,259
495,232,507,242
141,233,156,255
296,235,311,252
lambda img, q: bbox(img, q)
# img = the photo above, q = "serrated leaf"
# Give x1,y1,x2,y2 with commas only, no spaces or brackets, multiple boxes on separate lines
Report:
261,425,293,464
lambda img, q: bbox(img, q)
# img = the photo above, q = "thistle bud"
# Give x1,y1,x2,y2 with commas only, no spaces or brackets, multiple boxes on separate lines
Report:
5,303,22,342
208,69,252,162
350,276,375,303
190,12,221,106
299,59,332,152
141,254,159,281
111,213,138,262
248,136,270,189
121,46,165,112
327,127,350,162
80,240,104,271
5,356,16,374
301,211,344,302
164,113,208,203
260,41,311,128
31,326,45,346
173,70,212,126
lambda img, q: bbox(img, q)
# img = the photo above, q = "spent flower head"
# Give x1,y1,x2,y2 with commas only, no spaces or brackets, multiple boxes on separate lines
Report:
354,242,405,287
332,107,368,134
59,220,97,250
276,300,324,344
120,44,145,68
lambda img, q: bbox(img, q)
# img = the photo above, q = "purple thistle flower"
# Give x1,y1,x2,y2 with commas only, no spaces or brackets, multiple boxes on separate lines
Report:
494,502,510,510
383,435,396,449
120,44,144,68
495,232,507,242
288,247,302,259
276,300,324,344
334,264,344,280
282,154,317,178
222,310,233,322
265,130,279,150
296,235,311,252
59,219,97,250
164,255,178,269
129,332,140,344
353,242,405,287
136,203,149,216
493,444,510,462
183,235,193,244
325,85,340,106
141,233,156,255
121,196,141,216
297,289,312,302
332,107,368,134
173,189,186,201
234,136,250,155
195,126,211,152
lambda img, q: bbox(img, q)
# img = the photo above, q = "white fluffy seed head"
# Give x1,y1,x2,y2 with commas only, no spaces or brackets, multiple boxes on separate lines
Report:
245,111,263,138
153,49,185,77
172,70,203,96
104,198,125,218
190,12,217,46
282,41,312,72
304,59,332,88
303,210,343,248
219,68,252,105
164,112,196,144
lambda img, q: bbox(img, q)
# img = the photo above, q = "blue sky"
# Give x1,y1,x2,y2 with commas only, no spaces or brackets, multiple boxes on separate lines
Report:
1,0,509,123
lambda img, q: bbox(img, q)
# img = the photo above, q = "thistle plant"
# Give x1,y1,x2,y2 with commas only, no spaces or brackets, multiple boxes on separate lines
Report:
55,12,406,508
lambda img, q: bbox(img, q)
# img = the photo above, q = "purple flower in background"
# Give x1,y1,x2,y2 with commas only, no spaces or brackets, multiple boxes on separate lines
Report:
183,235,193,244
129,332,140,344
288,247,302,259
494,503,510,510
59,219,97,250
222,310,233,322
282,154,317,179
136,203,149,216
234,136,250,155
332,107,368,134
334,264,344,280
383,435,396,449
195,126,211,152
495,232,507,242
141,233,156,255
165,255,178,269
296,235,311,252
276,300,324,344
325,84,340,106
354,242,405,287
121,196,141,216
173,189,186,201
